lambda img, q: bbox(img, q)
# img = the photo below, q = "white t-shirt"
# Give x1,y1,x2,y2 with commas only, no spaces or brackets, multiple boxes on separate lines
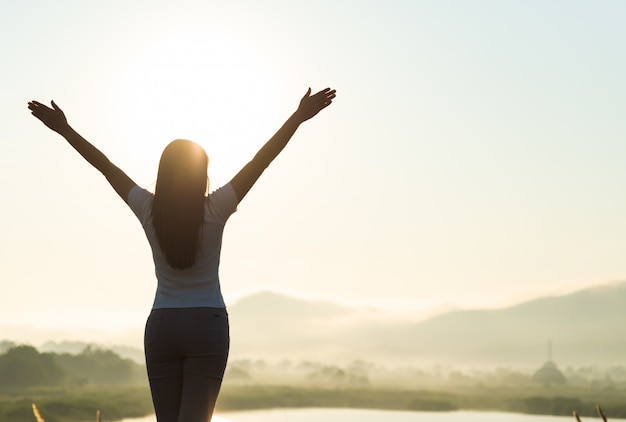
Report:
128,183,238,309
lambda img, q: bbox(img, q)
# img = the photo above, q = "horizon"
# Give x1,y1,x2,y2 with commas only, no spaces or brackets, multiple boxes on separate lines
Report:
2,279,623,353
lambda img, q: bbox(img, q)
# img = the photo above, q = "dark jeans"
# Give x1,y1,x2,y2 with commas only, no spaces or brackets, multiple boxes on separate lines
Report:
144,307,230,422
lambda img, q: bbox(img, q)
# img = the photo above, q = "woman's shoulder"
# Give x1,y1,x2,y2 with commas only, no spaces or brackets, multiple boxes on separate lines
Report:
209,183,235,198
128,185,154,221
206,183,237,221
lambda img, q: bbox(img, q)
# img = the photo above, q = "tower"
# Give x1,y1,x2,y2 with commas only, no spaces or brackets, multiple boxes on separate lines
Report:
532,339,566,386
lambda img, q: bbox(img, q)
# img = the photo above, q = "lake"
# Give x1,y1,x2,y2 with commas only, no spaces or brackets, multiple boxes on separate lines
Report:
120,408,625,422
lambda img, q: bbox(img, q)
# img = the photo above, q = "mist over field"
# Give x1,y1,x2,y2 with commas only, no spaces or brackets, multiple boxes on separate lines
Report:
4,280,626,368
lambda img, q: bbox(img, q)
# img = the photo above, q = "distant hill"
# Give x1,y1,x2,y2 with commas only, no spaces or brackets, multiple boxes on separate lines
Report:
228,282,626,366
382,281,626,365
228,291,374,360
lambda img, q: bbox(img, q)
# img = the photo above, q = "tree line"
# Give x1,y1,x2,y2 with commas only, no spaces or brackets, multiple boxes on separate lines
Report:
0,345,145,388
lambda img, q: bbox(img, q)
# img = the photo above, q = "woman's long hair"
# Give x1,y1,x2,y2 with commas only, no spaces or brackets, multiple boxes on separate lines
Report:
152,139,209,269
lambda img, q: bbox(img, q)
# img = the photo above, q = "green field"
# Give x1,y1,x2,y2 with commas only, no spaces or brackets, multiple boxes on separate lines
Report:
2,384,626,422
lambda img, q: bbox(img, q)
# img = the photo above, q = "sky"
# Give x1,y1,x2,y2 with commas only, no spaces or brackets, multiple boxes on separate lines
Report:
1,0,626,337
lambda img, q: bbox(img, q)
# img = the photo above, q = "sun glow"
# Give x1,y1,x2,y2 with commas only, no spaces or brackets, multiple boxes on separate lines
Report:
111,30,283,186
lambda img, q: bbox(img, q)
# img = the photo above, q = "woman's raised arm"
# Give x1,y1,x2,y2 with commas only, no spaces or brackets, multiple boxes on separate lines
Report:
229,87,336,203
28,100,136,203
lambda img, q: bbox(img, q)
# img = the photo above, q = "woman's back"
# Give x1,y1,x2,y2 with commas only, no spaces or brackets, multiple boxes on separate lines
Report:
129,183,238,309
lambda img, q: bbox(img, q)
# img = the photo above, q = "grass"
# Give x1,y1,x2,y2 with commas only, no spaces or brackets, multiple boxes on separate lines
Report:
0,386,152,422
2,383,626,421
32,403,101,422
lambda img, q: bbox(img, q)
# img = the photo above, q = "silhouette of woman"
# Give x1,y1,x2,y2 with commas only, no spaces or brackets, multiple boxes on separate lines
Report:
27,87,336,422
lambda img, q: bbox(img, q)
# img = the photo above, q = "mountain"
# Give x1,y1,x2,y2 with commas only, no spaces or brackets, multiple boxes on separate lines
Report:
228,291,375,360
228,282,626,366
379,281,626,365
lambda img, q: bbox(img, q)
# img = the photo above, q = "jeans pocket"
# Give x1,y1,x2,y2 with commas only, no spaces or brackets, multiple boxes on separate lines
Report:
144,312,163,346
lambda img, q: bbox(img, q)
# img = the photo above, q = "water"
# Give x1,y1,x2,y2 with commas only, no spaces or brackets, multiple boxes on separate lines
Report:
120,408,625,422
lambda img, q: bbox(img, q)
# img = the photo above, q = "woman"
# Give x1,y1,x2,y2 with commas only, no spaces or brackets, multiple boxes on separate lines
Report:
27,86,336,422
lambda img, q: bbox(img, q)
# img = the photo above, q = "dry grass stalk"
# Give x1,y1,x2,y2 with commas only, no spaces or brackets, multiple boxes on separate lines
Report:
31,403,45,422
573,405,608,421
32,403,102,422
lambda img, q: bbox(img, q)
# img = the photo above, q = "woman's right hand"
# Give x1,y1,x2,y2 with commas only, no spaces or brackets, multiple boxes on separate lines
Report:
28,100,70,134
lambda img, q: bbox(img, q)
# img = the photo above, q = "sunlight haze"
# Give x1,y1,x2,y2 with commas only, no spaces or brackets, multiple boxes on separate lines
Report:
1,1,625,336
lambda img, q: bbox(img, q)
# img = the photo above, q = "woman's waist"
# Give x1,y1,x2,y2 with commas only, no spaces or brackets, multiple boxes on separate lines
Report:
152,283,226,309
